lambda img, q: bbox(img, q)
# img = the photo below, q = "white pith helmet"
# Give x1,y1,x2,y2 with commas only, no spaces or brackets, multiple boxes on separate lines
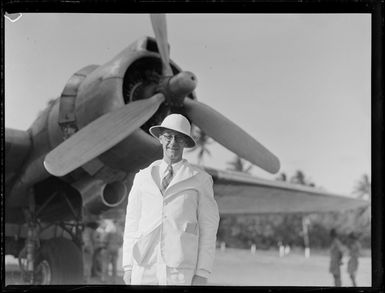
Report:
149,114,196,148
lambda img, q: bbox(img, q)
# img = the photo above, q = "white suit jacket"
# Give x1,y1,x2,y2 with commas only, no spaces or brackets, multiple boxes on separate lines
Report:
122,159,220,277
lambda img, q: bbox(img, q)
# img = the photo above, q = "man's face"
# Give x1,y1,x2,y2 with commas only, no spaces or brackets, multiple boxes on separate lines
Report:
159,130,187,163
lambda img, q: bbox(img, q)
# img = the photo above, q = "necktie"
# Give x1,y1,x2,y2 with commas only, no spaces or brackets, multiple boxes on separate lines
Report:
161,164,173,194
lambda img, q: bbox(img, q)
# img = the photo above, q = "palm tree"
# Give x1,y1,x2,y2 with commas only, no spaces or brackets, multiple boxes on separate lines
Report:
290,170,315,187
290,170,306,185
189,126,212,165
353,174,371,201
226,155,252,174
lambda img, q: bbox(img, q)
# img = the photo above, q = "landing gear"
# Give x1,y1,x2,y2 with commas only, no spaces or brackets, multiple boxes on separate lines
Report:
19,237,83,284
34,238,83,284
18,195,40,284
17,187,84,284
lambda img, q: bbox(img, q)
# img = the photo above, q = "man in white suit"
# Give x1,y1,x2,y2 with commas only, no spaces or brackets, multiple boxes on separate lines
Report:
122,114,220,285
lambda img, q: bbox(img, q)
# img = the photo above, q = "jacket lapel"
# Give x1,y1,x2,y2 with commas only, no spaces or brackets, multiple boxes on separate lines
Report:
146,160,163,198
165,160,199,197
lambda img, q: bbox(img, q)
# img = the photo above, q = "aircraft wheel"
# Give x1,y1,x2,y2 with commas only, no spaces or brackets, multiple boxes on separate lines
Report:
34,238,83,284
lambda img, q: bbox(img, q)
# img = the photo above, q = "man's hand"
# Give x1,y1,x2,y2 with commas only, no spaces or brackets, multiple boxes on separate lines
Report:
123,270,132,285
192,275,207,285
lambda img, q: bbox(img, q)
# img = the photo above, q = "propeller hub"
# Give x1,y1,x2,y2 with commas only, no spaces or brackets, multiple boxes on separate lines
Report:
157,71,197,107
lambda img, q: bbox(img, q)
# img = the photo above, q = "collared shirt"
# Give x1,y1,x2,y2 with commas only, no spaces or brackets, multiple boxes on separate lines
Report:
155,159,185,190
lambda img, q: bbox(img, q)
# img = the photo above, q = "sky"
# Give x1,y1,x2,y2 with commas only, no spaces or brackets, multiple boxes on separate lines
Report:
4,13,371,196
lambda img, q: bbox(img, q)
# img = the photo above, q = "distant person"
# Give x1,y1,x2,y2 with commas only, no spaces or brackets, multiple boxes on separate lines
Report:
122,114,220,285
347,232,361,287
82,222,97,283
277,240,285,257
329,229,344,287
93,220,109,282
106,220,124,283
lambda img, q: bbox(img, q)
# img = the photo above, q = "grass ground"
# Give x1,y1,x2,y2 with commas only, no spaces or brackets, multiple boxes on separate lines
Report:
5,247,371,287
210,248,371,286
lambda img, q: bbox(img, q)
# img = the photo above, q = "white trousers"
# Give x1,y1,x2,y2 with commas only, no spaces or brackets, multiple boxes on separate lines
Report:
131,239,194,285
131,263,194,285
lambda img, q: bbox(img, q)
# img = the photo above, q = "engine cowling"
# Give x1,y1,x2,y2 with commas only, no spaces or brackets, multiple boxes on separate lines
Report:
84,181,128,214
73,177,128,215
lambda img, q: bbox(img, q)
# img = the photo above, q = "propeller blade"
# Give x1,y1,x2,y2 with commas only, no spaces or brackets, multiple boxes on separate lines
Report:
184,98,280,174
150,14,173,76
44,93,165,177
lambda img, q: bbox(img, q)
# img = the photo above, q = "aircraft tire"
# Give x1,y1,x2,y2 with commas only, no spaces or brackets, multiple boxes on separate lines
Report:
34,238,83,284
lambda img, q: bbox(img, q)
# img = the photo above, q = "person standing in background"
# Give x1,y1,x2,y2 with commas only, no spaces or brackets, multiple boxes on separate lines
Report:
329,228,344,287
82,222,97,283
106,220,124,283
93,220,109,282
347,232,361,287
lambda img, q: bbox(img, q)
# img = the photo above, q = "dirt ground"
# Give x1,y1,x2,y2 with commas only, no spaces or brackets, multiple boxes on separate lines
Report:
5,247,371,287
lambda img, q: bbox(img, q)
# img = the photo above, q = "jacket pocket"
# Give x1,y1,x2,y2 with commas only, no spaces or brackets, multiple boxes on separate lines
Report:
184,222,198,235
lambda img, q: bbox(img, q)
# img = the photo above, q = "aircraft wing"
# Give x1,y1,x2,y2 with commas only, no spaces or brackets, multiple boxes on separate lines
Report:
204,167,369,215
5,128,32,184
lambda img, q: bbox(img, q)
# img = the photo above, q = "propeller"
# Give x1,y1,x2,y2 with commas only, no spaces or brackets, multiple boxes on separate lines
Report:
151,14,280,174
184,99,280,174
44,94,165,177
150,14,173,76
44,14,280,177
